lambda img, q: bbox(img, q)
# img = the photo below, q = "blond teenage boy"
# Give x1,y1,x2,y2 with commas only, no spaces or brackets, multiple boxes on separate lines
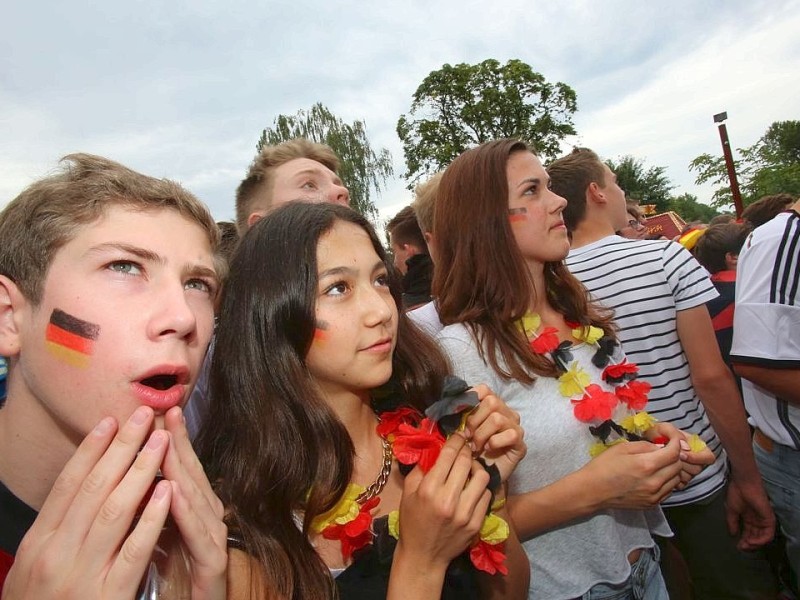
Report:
0,154,227,597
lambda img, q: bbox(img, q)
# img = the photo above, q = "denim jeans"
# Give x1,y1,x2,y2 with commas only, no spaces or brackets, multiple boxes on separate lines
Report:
579,546,668,600
754,439,800,580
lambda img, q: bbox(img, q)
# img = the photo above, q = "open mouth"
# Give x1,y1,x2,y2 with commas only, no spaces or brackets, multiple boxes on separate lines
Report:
140,374,178,390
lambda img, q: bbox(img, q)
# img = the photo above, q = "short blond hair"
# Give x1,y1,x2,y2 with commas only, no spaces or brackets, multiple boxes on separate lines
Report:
235,139,340,232
0,153,221,305
412,172,443,234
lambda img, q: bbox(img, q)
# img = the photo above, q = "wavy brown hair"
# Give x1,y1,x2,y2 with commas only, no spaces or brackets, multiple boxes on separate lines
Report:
196,202,448,599
432,139,614,383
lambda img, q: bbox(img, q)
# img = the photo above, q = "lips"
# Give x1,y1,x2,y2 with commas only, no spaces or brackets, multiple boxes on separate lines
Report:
132,365,190,411
360,337,393,354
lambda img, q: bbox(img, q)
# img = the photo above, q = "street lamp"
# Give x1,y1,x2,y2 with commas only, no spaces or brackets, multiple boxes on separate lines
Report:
713,112,744,217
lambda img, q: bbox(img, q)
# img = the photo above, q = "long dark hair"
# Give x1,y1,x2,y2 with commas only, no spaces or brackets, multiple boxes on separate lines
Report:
432,139,615,383
196,202,448,599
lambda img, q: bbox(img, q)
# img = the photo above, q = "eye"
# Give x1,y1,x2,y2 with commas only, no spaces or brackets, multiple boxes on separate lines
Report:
107,260,142,276
374,272,390,288
185,278,215,295
301,180,317,190
324,281,349,297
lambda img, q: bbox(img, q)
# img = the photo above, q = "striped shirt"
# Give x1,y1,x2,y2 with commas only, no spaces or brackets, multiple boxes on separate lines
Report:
566,235,725,506
731,210,800,449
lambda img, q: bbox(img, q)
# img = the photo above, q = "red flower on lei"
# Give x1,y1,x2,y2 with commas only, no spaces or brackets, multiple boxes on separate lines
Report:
601,359,639,384
391,418,446,472
470,541,508,576
615,380,652,411
376,406,423,439
571,384,619,422
530,326,560,354
321,496,381,560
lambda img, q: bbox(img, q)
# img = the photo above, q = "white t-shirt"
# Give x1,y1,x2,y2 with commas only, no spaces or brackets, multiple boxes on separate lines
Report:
407,300,444,337
731,210,800,448
436,323,670,600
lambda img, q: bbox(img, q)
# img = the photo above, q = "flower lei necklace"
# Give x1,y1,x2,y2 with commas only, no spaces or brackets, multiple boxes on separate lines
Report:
310,378,510,575
517,311,705,455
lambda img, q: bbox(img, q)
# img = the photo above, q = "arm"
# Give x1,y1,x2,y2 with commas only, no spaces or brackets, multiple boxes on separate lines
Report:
732,364,800,405
508,438,683,541
676,304,775,549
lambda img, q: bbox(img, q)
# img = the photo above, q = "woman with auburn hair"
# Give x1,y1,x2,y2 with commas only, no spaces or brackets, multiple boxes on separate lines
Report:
432,139,715,599
196,202,529,599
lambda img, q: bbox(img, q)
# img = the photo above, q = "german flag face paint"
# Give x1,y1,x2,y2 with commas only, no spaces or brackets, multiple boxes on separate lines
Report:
45,309,101,369
313,320,329,345
508,207,528,225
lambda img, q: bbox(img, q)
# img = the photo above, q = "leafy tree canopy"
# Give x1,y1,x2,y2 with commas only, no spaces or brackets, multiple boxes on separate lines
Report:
666,193,719,223
258,102,393,219
397,59,578,185
689,120,800,210
605,155,674,213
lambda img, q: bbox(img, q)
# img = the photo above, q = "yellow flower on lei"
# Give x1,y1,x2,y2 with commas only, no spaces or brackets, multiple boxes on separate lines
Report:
310,483,365,533
388,510,400,539
558,362,591,397
687,434,707,452
620,411,657,435
589,438,626,457
479,512,510,544
517,312,542,338
572,324,605,345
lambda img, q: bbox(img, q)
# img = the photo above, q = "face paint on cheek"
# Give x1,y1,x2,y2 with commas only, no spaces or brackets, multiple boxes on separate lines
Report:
45,309,101,369
313,320,329,345
508,207,528,225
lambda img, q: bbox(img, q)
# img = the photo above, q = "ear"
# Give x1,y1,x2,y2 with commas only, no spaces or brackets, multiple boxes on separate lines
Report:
725,252,739,271
0,275,26,358
587,181,606,206
247,211,265,229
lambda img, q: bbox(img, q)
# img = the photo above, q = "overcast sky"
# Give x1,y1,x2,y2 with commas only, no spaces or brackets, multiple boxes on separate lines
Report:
2,0,798,224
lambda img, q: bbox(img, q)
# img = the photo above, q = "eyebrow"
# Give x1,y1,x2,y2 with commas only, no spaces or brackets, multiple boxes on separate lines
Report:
516,176,546,189
292,168,343,186
89,242,219,282
318,259,386,280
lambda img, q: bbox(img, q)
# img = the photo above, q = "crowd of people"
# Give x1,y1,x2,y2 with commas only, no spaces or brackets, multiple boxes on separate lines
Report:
0,138,796,600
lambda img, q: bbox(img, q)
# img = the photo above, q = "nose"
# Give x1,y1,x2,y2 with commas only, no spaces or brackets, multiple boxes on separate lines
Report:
329,183,350,207
147,283,199,341
361,284,394,327
550,190,568,213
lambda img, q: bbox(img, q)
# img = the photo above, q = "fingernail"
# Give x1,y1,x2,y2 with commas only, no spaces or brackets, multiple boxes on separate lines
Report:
131,406,151,425
94,417,115,436
680,440,690,451
679,452,688,461
152,480,170,500
145,431,166,451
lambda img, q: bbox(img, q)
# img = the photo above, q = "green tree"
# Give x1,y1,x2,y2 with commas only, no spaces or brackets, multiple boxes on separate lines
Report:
605,155,674,213
666,193,719,223
397,59,578,185
689,120,800,210
258,103,393,219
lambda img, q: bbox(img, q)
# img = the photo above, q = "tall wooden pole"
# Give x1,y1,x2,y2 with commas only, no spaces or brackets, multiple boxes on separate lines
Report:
713,112,744,217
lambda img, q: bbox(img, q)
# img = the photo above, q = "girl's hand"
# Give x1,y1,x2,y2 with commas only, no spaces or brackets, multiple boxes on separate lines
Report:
463,384,526,483
396,433,492,571
161,407,227,600
2,408,171,599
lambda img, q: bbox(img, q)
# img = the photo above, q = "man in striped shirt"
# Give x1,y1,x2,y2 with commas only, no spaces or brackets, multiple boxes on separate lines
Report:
549,148,777,599
732,198,800,584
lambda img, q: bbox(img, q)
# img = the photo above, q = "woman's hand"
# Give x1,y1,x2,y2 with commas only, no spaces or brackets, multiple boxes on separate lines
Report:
2,408,172,599
160,407,228,600
463,384,526,483
644,422,716,490
585,436,684,509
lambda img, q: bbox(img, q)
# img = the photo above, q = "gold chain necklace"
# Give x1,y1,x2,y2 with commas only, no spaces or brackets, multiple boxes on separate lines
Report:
356,436,392,503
